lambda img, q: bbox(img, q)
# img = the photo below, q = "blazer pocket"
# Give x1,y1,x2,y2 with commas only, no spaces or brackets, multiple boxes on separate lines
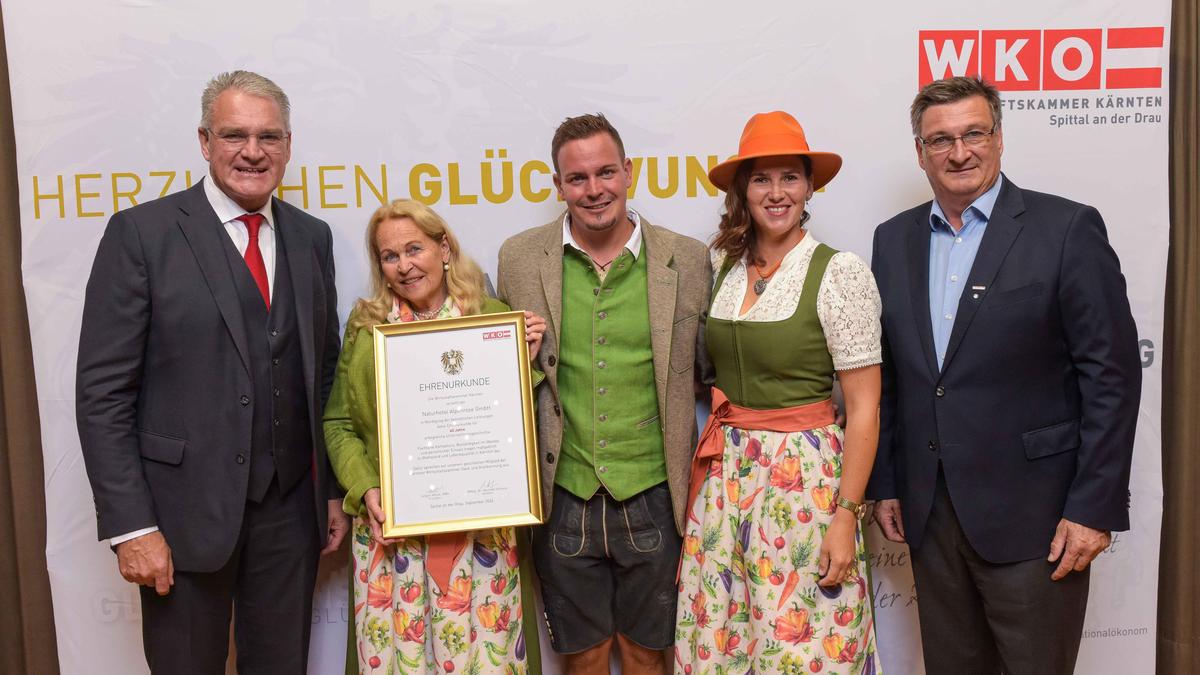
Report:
138,429,186,466
1022,419,1080,460
988,282,1044,309
670,313,700,373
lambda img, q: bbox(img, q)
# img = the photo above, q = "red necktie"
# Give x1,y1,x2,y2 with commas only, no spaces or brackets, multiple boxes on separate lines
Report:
236,214,270,310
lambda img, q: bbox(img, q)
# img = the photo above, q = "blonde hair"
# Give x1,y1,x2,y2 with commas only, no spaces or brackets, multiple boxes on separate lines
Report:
348,200,487,337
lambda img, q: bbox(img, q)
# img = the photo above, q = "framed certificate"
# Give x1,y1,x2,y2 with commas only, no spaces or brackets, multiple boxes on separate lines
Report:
373,311,543,538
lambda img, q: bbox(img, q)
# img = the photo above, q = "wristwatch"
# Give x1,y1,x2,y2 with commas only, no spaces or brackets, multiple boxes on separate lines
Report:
835,495,867,520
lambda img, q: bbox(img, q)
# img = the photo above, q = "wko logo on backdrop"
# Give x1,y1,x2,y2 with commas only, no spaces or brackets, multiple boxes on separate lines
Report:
919,27,1165,90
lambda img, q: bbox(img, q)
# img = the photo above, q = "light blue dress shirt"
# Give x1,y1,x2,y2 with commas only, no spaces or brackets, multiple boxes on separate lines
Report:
929,175,1004,369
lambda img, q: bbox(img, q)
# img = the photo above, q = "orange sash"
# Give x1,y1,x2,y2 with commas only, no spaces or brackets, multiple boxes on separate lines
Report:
686,387,835,524
426,533,468,595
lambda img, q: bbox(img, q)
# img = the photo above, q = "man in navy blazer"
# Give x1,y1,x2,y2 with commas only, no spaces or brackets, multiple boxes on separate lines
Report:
76,71,348,673
868,76,1141,674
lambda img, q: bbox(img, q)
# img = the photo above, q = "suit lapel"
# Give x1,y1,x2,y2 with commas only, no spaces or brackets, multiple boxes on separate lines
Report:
940,179,1026,371
906,209,940,379
539,219,565,345
176,183,251,375
277,201,317,405
643,220,677,411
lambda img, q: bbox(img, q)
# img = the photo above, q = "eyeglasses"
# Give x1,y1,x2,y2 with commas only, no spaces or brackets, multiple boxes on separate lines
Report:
204,128,289,153
916,126,997,154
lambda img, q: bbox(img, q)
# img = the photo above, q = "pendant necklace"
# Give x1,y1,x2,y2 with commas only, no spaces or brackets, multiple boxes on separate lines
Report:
752,258,785,295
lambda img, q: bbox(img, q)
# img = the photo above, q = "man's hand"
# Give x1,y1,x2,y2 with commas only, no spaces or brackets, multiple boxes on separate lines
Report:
115,531,174,596
1048,518,1110,580
322,499,350,555
873,499,906,543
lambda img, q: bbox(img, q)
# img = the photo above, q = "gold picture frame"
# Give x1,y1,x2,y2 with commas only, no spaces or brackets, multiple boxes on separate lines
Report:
373,311,542,537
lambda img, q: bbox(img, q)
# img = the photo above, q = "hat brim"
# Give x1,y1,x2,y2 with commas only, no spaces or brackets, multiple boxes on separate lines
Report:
708,151,843,193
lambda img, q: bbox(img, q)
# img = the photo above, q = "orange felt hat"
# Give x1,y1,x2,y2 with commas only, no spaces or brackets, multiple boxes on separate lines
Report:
708,111,843,192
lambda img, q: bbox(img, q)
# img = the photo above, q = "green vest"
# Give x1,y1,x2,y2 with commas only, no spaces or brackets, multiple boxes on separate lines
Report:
555,243,667,500
706,243,837,409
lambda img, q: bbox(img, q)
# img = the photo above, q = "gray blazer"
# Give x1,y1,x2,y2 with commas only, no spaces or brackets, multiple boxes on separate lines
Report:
496,214,713,534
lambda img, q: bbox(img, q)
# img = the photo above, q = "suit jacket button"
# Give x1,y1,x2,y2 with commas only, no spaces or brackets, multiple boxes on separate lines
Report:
236,453,245,464
240,395,251,405
548,355,557,367
935,386,945,397
545,453,555,464
928,441,937,451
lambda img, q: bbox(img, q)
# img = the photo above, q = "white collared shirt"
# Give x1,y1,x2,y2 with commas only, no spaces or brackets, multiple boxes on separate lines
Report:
562,208,644,261
204,174,277,300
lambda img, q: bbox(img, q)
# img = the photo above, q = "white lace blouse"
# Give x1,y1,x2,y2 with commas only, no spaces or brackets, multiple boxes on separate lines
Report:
709,232,883,371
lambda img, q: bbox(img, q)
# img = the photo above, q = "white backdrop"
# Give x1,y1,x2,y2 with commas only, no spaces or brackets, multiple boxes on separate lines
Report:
5,1,1168,673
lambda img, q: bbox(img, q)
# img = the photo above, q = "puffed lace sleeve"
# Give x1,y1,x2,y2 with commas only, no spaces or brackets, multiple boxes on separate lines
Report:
816,251,882,371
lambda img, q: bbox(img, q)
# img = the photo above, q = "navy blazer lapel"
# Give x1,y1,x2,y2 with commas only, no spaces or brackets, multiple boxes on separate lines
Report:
276,200,317,406
906,208,940,378
176,183,252,375
941,178,1026,371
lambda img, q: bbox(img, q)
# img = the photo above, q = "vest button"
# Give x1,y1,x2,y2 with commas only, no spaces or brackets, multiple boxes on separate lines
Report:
240,395,250,405
545,453,555,464
547,355,557,367
935,386,946,397
270,328,278,337
597,336,606,345
597,387,607,395
598,439,608,449
598,414,608,422
273,418,281,427
597,360,606,369
274,388,280,397
553,404,561,416
597,311,607,320
928,441,937,451
593,288,600,295
235,453,245,464
272,358,280,366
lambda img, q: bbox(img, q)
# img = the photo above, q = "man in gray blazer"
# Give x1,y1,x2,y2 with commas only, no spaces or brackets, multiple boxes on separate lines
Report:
497,113,711,674
76,71,348,674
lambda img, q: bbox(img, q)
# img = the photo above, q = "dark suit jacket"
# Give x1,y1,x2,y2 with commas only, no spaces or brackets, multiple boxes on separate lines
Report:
76,181,340,572
867,176,1141,563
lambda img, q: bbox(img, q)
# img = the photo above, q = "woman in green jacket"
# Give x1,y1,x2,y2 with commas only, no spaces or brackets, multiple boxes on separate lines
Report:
324,199,545,674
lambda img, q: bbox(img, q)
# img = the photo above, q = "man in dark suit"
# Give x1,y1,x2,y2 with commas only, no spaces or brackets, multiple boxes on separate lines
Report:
76,70,348,674
868,76,1141,674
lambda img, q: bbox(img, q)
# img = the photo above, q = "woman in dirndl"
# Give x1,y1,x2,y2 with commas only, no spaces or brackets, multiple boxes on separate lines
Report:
675,111,883,675
323,199,545,674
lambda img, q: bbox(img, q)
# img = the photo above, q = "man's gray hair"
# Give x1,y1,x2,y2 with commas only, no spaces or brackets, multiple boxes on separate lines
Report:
200,70,291,131
910,76,1002,137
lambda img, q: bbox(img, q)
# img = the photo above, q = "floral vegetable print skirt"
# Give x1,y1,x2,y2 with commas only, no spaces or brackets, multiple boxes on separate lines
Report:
675,423,880,675
351,518,528,674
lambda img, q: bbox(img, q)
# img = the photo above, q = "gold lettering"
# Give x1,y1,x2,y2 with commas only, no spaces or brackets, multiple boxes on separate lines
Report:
685,155,719,197
32,175,65,219
646,157,679,199
318,165,347,209
277,167,309,209
447,163,478,205
149,171,175,198
409,164,442,205
354,164,388,207
519,160,551,202
75,173,104,218
111,172,143,212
